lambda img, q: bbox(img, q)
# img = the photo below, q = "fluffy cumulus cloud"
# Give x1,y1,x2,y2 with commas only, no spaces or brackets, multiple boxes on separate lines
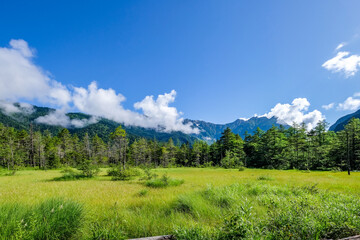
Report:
337,93,360,111
134,90,198,133
73,83,198,134
0,39,71,106
322,103,335,110
322,51,360,77
0,39,198,133
262,98,324,130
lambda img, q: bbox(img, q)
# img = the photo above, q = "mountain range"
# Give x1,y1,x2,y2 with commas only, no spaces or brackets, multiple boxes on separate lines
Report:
185,117,286,143
5,103,360,144
0,103,290,144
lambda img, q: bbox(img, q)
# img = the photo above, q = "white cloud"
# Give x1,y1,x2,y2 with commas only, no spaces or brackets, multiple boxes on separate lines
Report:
337,96,360,111
0,39,71,107
239,117,249,121
72,81,142,125
9,39,34,57
134,90,199,133
0,39,198,133
322,51,360,77
0,101,34,115
35,110,99,128
353,92,360,97
335,42,346,51
322,103,334,110
262,98,324,130
73,83,199,134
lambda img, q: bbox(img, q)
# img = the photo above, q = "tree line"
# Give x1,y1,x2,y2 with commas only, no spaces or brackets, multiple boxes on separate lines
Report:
1,118,360,173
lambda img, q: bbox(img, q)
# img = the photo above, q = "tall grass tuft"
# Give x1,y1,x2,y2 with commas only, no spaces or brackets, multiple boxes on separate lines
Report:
0,198,83,239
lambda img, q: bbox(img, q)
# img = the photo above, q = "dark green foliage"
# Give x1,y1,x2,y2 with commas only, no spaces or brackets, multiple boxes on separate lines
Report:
2,105,360,172
0,198,83,240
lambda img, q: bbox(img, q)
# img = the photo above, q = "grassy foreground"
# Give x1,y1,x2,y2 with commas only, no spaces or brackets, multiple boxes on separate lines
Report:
0,168,360,239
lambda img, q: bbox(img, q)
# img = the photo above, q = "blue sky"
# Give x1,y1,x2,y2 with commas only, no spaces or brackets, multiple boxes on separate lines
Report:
1,0,360,129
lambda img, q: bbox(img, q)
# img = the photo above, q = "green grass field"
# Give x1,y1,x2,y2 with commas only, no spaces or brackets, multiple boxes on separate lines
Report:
1,168,360,239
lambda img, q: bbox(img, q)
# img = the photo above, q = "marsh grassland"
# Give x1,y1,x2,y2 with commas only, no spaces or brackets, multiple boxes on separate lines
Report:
1,168,360,239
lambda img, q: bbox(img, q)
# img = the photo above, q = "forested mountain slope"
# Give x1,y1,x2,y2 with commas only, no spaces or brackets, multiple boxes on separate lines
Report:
0,103,289,144
0,104,197,144
329,109,360,132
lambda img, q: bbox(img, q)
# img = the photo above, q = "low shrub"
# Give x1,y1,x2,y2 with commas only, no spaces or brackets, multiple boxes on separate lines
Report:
257,175,274,181
140,168,157,180
53,167,84,181
109,167,142,181
144,174,184,188
238,166,246,171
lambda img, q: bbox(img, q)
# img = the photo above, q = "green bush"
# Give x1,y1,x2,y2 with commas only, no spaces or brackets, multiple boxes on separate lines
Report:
144,174,184,188
140,168,157,180
110,167,142,181
53,167,83,181
77,160,100,178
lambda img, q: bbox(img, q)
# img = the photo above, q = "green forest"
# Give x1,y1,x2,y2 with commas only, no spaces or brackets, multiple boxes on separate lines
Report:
1,118,360,173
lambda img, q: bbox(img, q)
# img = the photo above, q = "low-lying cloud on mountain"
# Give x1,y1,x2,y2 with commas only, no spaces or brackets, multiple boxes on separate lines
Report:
0,39,198,134
0,39,325,133
0,101,34,115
